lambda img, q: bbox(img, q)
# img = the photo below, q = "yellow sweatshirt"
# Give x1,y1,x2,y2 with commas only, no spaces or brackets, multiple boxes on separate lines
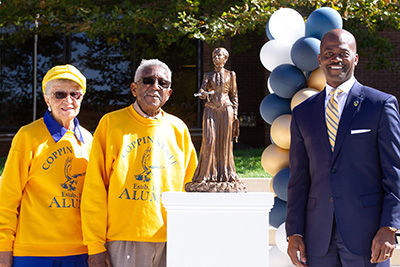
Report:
81,105,197,255
0,113,92,256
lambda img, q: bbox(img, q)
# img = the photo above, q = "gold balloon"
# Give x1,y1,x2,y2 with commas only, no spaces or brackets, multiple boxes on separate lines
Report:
308,67,326,91
270,177,276,196
291,88,319,110
261,144,290,176
271,114,292,150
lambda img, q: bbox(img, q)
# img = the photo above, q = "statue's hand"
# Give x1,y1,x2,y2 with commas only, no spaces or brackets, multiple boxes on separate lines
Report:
198,89,208,100
233,119,240,141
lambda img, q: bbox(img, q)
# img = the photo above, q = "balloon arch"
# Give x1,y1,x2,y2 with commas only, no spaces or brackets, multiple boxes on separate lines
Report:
259,7,343,266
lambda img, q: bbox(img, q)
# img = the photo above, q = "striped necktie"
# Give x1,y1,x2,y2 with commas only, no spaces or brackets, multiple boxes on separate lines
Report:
326,88,343,151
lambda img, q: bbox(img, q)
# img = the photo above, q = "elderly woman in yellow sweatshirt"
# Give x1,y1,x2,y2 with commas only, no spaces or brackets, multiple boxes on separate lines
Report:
0,64,93,267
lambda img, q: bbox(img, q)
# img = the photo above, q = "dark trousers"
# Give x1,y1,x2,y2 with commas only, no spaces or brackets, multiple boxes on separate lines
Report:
307,222,389,267
13,254,88,267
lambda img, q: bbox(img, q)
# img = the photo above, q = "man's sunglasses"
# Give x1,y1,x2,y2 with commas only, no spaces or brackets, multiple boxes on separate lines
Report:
52,91,83,100
142,77,171,89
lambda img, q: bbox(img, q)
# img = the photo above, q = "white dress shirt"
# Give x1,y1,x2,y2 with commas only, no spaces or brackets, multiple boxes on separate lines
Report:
324,76,356,120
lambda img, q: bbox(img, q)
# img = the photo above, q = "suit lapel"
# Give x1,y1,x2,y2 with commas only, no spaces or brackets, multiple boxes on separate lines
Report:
332,81,365,160
310,89,332,156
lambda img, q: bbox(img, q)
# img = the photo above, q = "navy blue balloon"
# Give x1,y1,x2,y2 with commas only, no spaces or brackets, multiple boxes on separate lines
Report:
269,64,307,99
272,167,290,201
305,7,343,40
291,37,321,72
269,197,287,228
259,94,291,125
266,20,274,40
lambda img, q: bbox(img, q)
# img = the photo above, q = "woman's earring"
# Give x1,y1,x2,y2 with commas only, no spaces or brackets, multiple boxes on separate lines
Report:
48,106,51,112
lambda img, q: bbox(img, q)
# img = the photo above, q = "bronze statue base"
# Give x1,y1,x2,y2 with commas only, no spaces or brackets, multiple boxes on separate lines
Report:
185,181,247,193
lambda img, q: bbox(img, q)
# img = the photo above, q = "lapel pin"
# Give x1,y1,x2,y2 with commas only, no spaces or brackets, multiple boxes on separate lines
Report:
354,100,359,107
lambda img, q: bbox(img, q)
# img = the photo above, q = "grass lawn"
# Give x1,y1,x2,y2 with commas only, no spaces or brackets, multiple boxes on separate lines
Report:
0,157,4,175
234,147,271,178
0,148,271,178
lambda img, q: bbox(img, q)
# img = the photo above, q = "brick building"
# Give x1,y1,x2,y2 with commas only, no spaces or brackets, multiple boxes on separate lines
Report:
0,29,399,157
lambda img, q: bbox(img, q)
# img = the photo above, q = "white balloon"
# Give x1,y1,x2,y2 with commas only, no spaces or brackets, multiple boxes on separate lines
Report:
269,245,295,267
275,222,288,253
268,8,305,45
260,40,293,72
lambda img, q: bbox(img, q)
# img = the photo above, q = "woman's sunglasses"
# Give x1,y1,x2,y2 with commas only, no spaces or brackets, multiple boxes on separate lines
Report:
52,91,83,100
142,77,171,89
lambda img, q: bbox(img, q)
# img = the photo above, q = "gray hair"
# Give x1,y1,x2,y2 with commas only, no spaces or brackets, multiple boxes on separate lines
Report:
44,79,83,95
134,59,172,84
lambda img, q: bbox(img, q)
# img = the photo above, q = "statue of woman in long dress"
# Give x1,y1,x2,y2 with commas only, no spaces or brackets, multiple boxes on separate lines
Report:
185,47,247,192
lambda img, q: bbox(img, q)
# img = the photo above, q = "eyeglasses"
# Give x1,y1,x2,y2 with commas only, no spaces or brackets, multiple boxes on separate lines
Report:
142,77,171,90
52,91,83,100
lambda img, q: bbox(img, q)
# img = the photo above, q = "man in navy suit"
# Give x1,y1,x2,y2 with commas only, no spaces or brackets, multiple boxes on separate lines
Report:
286,28,400,267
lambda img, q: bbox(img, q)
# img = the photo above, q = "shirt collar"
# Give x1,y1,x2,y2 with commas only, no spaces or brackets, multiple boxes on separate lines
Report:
43,111,85,143
326,76,356,96
133,101,163,119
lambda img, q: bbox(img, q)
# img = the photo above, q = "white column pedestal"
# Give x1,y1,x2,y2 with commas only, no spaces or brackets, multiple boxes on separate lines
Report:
162,192,274,267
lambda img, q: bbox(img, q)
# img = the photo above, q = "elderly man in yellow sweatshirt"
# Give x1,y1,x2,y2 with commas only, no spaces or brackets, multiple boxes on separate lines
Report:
81,59,197,267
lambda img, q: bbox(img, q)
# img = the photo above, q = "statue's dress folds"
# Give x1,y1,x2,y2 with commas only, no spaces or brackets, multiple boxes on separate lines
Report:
192,69,239,183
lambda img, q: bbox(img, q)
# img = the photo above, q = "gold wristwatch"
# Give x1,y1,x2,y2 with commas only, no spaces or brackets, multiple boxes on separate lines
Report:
387,226,398,232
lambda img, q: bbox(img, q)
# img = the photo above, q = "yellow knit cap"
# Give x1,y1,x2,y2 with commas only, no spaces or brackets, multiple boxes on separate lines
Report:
42,64,86,94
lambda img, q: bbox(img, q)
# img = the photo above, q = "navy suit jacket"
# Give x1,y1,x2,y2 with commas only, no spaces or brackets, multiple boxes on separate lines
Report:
286,80,400,256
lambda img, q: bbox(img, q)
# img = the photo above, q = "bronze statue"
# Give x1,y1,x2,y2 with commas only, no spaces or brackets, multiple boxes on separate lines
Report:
185,47,247,192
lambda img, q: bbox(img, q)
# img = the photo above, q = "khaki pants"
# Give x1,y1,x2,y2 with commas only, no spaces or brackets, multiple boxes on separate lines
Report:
106,241,166,267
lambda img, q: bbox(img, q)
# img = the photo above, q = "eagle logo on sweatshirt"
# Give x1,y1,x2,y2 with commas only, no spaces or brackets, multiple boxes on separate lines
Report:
134,146,164,183
60,157,85,191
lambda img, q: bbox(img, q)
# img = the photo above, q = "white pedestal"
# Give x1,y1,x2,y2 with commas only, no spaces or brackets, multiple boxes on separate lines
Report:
162,192,274,267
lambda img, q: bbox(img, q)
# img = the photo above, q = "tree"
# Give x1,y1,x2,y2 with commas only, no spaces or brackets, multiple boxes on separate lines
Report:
0,0,399,134
1,0,400,68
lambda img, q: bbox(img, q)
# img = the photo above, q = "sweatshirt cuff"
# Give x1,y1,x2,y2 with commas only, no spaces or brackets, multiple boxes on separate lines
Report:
0,240,13,251
87,242,107,255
